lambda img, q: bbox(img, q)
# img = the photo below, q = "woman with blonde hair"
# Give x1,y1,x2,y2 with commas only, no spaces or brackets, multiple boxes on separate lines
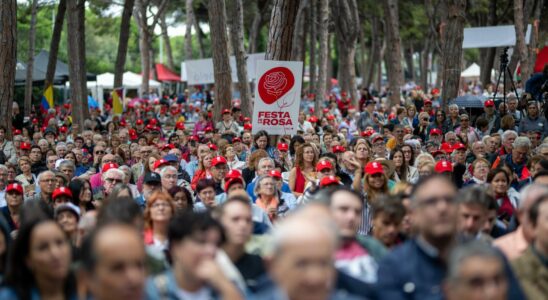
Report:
289,143,318,196
353,139,371,169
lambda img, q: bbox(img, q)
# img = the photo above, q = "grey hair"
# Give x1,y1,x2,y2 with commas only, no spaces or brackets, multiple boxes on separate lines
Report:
102,169,126,181
58,160,75,171
254,174,275,197
501,130,518,142
37,170,55,183
444,131,456,140
537,143,548,153
457,185,496,210
447,241,504,282
257,157,274,169
513,136,531,149
159,165,177,177
0,164,7,172
448,104,459,110
519,184,548,209
56,142,67,149
481,135,491,145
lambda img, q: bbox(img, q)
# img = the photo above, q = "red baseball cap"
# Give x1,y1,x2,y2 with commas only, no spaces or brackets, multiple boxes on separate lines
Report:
484,99,495,107
189,135,200,142
440,143,454,154
320,176,340,187
243,117,251,122
453,142,467,151
32,118,38,124
327,115,335,121
323,108,330,114
365,161,384,175
431,88,440,95
308,116,319,123
232,137,241,143
431,149,445,157
371,135,384,144
119,120,127,127
208,143,218,151
268,170,283,180
222,109,231,115
316,160,333,172
175,122,185,130
224,177,244,192
225,169,242,179
59,126,68,133
361,129,376,137
430,128,442,136
20,142,31,150
153,159,169,170
424,99,433,105
244,124,252,131
6,183,23,194
136,119,144,125
211,156,227,167
205,126,213,133
13,129,22,135
332,145,346,153
102,163,119,173
277,143,289,152
149,119,158,126
52,187,73,199
162,144,175,151
435,160,453,173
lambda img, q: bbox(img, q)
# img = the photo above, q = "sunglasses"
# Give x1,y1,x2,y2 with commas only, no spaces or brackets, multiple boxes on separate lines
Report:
105,178,123,184
95,151,105,155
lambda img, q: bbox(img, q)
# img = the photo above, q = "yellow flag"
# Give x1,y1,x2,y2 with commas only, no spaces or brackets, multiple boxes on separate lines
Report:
112,88,123,115
42,85,54,109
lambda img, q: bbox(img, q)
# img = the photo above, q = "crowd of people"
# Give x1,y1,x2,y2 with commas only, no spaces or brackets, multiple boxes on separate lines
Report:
0,70,547,299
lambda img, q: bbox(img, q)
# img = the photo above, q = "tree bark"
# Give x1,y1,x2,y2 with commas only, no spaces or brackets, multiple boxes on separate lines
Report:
364,16,380,90
227,0,252,118
113,0,134,89
248,3,262,54
194,18,206,58
315,0,329,116
480,0,497,86
208,0,233,122
440,0,466,111
404,45,415,83
514,0,531,81
332,0,359,104
160,15,174,70
382,0,404,108
266,0,300,60
0,0,16,135
309,1,317,98
291,0,308,61
24,0,39,116
45,0,66,88
185,0,194,60
66,0,89,126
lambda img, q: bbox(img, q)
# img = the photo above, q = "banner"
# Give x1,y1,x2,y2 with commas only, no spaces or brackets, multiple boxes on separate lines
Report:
182,53,265,84
111,88,124,115
252,60,303,136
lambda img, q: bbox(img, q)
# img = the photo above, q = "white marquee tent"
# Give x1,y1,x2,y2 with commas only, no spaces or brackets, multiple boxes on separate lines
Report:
461,63,480,78
86,72,162,107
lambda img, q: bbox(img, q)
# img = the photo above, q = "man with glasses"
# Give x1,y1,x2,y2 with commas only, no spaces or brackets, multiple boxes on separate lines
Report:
130,145,152,183
246,157,291,202
28,170,57,215
91,154,118,190
101,167,125,199
371,134,387,159
478,99,501,134
519,101,548,137
29,145,47,175
455,113,480,145
504,137,531,187
159,166,178,192
377,175,458,299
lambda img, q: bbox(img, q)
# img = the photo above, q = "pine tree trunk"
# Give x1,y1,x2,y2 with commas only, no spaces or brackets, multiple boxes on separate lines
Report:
66,0,89,126
266,0,300,60
185,0,194,60
139,27,150,96
364,16,380,90
291,0,308,60
332,0,359,104
404,45,416,83
440,0,466,111
383,0,404,108
194,18,206,58
160,16,175,70
315,0,329,115
227,0,252,118
309,1,317,98
208,0,232,122
24,0,39,116
45,0,66,87
0,0,16,135
514,0,531,81
248,4,262,54
480,0,496,86
114,0,134,88
420,42,431,90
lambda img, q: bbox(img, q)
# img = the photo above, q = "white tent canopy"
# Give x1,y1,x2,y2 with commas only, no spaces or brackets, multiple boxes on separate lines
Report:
461,63,480,78
463,25,531,49
86,72,162,107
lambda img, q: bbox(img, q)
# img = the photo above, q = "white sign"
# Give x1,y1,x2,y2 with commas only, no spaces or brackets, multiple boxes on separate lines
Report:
182,53,266,85
252,60,303,136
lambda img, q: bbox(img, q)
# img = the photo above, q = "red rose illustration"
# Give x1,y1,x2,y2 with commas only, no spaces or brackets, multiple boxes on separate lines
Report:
258,67,295,105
